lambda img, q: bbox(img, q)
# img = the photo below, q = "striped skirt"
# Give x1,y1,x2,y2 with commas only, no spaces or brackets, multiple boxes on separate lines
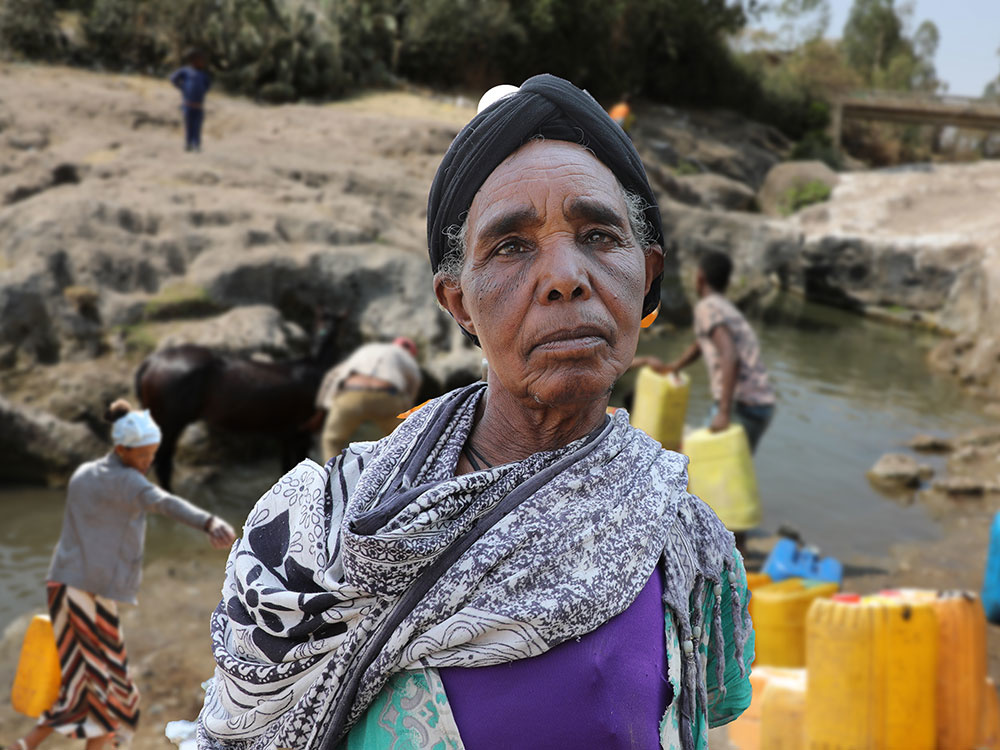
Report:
39,582,141,738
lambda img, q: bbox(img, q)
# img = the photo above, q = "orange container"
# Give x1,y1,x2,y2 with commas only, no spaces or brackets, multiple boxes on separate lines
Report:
728,666,802,750
981,678,1000,750
11,614,62,718
760,669,807,750
746,571,772,622
894,590,986,750
805,595,937,750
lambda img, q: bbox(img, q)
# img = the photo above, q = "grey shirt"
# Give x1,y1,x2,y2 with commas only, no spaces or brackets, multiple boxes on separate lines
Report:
47,452,213,604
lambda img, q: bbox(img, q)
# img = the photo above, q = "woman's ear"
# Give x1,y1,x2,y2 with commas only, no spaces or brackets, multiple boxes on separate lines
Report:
644,244,664,296
434,273,477,337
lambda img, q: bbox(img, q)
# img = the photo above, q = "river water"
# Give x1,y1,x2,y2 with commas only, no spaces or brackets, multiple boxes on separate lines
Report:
0,295,988,631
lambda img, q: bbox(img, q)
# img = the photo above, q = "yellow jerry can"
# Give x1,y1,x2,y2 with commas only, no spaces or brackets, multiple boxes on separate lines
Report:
759,669,807,750
683,424,761,530
891,589,986,750
630,368,690,451
12,614,62,718
980,678,1000,750
728,666,803,750
745,571,772,622
752,578,838,667
805,595,937,750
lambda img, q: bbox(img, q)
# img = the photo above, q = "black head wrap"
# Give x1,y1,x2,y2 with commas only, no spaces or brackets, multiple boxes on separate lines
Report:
426,74,663,336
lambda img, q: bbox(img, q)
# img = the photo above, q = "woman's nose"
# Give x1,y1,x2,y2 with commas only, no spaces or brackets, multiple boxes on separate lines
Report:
537,239,592,304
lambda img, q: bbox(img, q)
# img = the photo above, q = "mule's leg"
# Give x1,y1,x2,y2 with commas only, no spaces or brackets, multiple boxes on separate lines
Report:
281,431,313,472
155,427,182,492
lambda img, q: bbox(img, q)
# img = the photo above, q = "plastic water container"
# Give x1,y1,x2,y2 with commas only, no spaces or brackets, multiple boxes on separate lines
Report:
805,595,937,750
982,512,1000,623
630,368,690,451
893,589,987,750
760,669,807,750
981,678,1000,750
763,537,843,585
746,571,772,622
12,614,62,718
753,578,838,667
683,424,761,531
728,666,803,750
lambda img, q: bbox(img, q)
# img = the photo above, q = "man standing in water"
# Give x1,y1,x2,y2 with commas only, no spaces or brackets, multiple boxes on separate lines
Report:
634,250,776,453
169,49,212,152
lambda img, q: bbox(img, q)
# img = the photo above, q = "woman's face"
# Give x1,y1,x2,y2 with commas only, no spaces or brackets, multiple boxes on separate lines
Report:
436,140,662,408
116,443,159,475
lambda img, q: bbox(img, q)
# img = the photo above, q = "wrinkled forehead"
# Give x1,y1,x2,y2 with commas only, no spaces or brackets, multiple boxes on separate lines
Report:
467,140,627,234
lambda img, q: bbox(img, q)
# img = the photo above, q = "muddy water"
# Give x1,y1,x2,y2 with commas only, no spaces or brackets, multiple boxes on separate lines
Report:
0,295,989,630
625,294,989,559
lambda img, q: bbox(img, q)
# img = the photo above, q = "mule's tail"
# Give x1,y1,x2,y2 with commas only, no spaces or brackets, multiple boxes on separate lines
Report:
134,358,151,407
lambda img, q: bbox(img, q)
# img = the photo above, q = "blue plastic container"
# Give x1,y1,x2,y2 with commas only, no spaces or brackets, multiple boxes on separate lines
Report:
982,512,1000,623
763,537,843,585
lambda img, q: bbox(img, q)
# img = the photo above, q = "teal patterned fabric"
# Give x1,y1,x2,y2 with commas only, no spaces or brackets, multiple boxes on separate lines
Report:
340,667,461,750
343,547,754,750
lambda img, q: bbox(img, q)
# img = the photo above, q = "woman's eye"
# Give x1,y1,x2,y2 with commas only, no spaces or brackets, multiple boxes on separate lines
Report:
496,239,528,256
584,229,614,244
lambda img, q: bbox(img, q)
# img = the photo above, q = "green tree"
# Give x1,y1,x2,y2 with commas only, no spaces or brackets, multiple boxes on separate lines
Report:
768,0,831,50
841,0,939,91
0,0,62,59
842,0,904,82
84,0,168,69
984,47,1000,100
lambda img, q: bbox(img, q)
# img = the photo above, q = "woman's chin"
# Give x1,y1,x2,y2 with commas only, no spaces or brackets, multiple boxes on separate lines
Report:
522,369,615,410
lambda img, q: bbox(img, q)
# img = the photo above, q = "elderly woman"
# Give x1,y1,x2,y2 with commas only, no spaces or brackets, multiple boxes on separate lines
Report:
197,75,753,750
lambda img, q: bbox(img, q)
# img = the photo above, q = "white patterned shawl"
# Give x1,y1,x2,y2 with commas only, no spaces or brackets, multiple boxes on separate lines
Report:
197,383,747,750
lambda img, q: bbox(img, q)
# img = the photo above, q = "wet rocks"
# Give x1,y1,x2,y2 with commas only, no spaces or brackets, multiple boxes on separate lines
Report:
867,452,934,492
908,434,953,453
931,477,998,498
786,161,1000,396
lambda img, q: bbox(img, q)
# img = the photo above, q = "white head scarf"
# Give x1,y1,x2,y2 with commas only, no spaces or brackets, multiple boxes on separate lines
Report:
111,409,162,448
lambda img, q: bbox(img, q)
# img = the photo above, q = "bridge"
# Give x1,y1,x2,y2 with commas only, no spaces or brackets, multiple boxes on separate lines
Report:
832,91,1000,147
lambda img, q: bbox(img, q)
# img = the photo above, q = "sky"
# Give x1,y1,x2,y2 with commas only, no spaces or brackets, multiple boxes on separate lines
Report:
751,0,1000,96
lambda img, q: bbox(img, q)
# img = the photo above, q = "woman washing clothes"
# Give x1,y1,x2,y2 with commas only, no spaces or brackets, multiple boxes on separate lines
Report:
197,74,753,750
8,401,236,750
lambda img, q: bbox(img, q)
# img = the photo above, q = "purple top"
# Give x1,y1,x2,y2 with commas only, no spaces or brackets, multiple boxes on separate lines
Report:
439,565,671,749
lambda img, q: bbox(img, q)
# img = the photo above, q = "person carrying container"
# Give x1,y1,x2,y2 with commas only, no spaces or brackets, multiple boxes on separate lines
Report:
316,337,422,460
6,400,236,750
169,48,212,152
634,250,776,453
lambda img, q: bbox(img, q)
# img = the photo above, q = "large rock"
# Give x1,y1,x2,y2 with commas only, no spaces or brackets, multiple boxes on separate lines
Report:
188,245,454,353
789,234,980,314
677,173,756,212
659,199,802,304
786,161,998,343
758,161,839,218
0,395,105,484
635,105,791,190
867,452,933,492
154,305,309,359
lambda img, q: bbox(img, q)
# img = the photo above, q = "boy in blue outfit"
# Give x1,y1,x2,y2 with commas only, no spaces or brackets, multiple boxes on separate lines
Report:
170,49,212,152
